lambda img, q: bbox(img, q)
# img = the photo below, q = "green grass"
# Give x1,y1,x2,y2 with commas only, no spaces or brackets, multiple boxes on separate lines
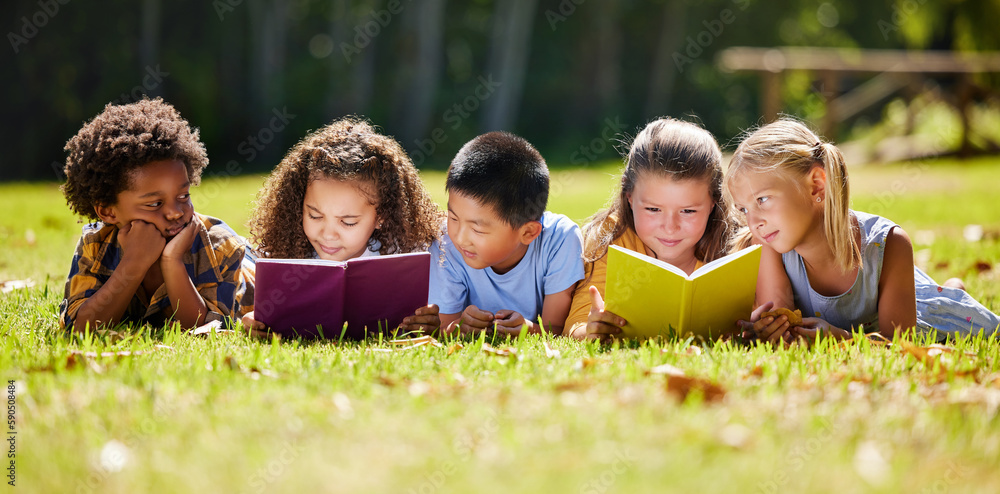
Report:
2,158,1000,493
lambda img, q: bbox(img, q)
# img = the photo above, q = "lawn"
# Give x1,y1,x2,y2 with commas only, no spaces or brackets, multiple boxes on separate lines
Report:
2,158,1000,493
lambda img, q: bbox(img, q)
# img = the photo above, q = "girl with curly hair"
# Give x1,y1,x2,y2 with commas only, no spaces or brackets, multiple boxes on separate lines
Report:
241,117,444,333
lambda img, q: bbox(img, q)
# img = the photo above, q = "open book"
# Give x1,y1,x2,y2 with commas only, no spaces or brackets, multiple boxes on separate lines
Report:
604,245,761,339
254,252,430,339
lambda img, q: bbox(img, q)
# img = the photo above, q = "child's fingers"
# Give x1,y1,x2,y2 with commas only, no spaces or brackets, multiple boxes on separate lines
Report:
588,309,626,329
493,309,514,320
760,316,789,342
586,320,623,336
415,304,439,316
588,286,605,314
750,301,775,322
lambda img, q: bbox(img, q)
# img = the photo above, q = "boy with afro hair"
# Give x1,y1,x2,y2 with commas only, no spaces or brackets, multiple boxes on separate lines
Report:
430,131,584,335
59,98,255,332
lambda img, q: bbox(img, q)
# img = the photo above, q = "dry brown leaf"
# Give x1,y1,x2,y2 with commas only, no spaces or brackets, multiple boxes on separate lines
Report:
761,308,803,326
223,355,241,371
646,363,685,377
974,260,993,273
554,381,591,392
663,374,727,403
481,343,517,357
249,367,279,378
573,357,607,370
543,341,561,359
446,343,465,355
748,365,765,378
0,279,34,293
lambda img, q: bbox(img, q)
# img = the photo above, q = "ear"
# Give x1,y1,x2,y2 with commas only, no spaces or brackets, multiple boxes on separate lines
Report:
94,204,119,225
806,165,827,202
518,220,543,245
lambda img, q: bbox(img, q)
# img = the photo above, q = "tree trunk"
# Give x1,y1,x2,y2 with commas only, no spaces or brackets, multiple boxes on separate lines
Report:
644,1,686,118
481,0,539,133
140,0,161,97
394,0,446,146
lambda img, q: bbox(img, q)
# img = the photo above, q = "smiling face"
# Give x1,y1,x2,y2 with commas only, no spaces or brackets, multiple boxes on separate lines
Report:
302,177,379,261
628,174,714,273
446,191,537,274
96,159,195,238
728,169,823,254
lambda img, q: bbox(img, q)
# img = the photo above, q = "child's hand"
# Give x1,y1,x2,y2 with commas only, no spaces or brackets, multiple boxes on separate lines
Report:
585,286,626,342
400,304,441,333
118,220,165,267
493,310,527,335
240,311,273,338
789,317,849,346
457,305,494,333
162,219,199,264
738,301,793,344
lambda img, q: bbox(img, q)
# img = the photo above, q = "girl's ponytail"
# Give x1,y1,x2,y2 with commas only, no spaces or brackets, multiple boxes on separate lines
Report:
817,142,862,273
726,119,861,273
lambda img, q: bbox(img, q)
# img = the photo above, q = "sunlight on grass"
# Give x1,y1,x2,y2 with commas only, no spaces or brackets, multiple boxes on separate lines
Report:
1,157,999,492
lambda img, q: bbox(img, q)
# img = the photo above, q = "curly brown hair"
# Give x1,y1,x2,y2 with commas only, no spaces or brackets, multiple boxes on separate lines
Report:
61,98,209,219
250,117,443,259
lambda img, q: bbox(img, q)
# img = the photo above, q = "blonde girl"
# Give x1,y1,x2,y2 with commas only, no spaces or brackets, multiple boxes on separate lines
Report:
727,119,999,343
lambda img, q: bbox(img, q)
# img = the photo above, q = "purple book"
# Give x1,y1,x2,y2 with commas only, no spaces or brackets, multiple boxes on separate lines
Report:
254,252,430,339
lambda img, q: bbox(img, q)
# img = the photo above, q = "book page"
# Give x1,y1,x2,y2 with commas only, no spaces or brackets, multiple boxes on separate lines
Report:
686,246,761,337
604,246,688,338
690,245,762,279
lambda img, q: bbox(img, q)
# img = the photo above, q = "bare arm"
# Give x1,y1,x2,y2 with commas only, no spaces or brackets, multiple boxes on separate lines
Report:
73,221,163,332
876,227,917,339
755,245,795,310
161,221,208,328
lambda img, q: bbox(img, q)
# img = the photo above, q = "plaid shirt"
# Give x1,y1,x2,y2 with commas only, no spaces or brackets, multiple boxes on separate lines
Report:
59,213,256,329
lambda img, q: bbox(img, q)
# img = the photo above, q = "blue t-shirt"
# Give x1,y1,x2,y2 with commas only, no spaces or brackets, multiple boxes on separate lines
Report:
429,211,585,321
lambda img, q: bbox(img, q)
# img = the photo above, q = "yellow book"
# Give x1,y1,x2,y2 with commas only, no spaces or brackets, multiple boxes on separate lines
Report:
604,244,761,339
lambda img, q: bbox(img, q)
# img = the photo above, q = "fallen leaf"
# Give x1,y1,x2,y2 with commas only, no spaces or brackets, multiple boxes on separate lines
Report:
0,279,34,294
224,355,241,371
249,367,279,378
646,363,685,377
446,343,464,355
543,341,561,359
481,342,517,357
900,342,979,378
554,381,591,392
573,357,607,370
748,365,765,377
974,260,992,273
663,374,726,403
684,346,703,356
